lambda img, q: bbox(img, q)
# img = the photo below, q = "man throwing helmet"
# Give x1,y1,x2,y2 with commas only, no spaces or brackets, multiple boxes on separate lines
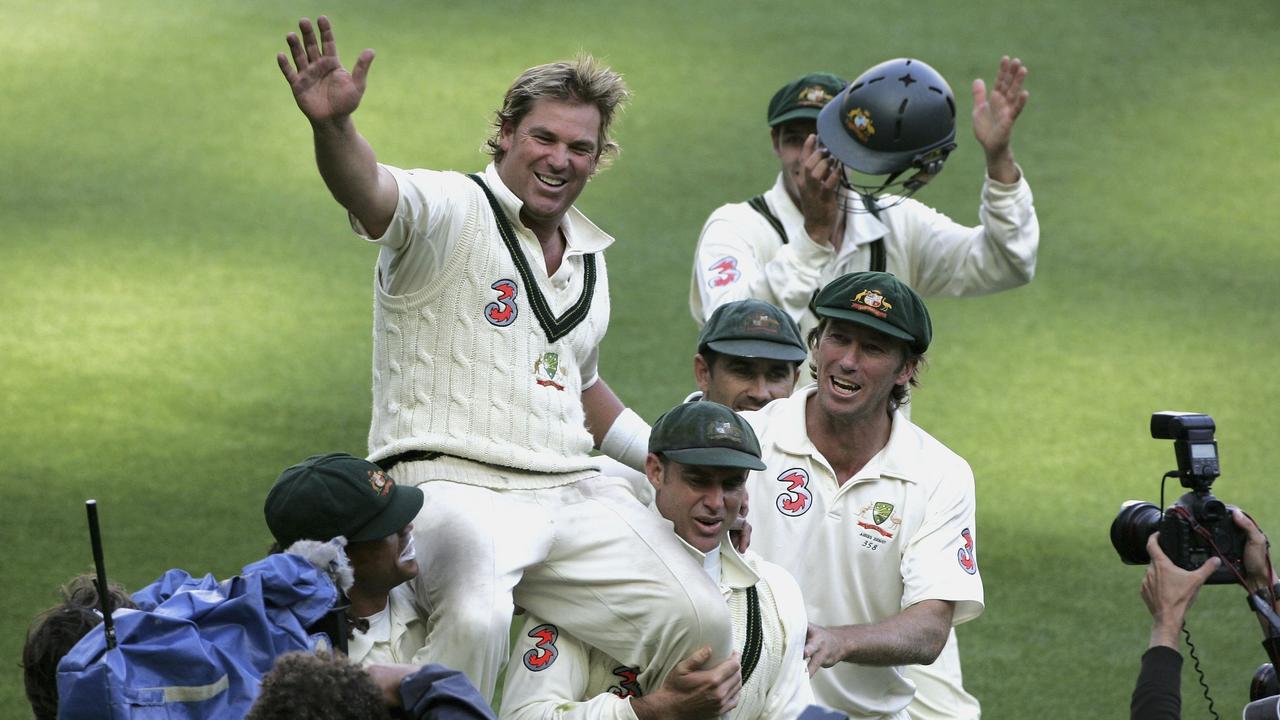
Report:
739,272,984,720
690,58,1038,343
277,16,731,702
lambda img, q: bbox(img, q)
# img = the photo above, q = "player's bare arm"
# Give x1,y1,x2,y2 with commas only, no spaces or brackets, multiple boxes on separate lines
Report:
803,599,955,674
971,55,1029,184
631,647,743,720
278,15,397,236
797,134,845,249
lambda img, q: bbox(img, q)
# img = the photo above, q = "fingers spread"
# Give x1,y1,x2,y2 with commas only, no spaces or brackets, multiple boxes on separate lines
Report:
318,15,338,57
353,49,376,89
299,17,321,64
276,52,297,83
286,31,308,72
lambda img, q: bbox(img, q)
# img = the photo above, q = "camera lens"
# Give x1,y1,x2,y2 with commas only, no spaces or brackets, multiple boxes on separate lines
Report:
1110,501,1163,564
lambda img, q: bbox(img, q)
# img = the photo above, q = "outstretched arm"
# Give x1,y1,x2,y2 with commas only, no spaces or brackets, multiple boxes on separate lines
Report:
804,600,954,676
278,16,397,236
971,56,1029,184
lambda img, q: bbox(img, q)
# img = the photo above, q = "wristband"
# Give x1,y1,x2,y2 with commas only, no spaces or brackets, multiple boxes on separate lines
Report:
600,408,651,473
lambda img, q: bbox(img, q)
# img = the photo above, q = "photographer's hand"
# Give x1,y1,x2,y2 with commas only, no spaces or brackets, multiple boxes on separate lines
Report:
1231,508,1274,595
1142,533,1219,649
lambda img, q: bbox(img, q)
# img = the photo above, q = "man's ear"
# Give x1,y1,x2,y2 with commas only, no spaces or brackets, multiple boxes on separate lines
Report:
694,353,712,393
770,127,782,157
644,452,663,491
895,355,918,387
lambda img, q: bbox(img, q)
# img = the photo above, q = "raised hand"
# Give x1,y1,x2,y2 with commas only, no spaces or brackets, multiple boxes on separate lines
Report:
971,56,1028,182
277,16,374,126
798,134,845,248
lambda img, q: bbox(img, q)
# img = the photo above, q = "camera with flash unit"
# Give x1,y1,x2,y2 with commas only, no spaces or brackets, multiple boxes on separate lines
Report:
1110,411,1247,584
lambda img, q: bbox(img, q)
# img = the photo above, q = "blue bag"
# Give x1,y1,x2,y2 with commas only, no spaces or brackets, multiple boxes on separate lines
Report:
57,553,336,719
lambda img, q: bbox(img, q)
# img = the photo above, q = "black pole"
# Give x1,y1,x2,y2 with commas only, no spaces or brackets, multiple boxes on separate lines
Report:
86,500,117,650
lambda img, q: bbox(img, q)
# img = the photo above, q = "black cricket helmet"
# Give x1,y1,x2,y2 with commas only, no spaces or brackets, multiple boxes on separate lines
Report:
817,58,957,196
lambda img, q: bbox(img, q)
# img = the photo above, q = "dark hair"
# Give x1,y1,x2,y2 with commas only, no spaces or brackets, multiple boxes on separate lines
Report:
23,575,137,720
247,652,391,720
484,54,630,167
806,317,925,410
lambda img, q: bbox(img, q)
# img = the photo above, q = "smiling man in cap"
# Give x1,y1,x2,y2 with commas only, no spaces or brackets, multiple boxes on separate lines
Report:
737,272,984,720
690,61,1039,375
265,452,428,668
501,401,816,720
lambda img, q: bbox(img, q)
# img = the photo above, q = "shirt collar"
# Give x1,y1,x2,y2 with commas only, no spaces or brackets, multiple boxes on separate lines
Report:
674,536,760,590
775,387,920,484
482,162,615,255
765,172,888,249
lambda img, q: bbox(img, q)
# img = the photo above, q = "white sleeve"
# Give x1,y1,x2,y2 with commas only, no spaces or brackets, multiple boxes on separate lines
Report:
757,564,817,720
888,168,1039,298
348,165,469,297
693,206,835,325
899,457,985,625
499,615,639,720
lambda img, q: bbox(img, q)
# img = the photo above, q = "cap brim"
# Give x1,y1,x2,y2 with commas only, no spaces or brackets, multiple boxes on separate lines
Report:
814,307,917,347
348,484,424,543
706,338,808,363
664,447,767,471
817,96,898,175
769,106,823,127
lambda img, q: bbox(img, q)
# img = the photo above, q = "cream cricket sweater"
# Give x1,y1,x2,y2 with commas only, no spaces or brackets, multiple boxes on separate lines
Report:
362,165,612,489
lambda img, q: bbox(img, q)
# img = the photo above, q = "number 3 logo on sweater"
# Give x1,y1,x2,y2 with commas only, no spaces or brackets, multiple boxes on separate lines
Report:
485,279,519,327
522,624,559,671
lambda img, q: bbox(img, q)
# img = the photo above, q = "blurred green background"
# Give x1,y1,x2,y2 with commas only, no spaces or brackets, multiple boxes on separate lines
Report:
4,0,1279,716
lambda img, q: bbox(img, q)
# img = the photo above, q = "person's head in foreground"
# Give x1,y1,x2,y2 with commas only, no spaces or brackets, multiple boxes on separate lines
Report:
23,574,138,720
646,401,767,553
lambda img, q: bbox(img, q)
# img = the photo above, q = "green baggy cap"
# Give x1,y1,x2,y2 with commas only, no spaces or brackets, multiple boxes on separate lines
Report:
767,72,847,127
264,452,424,548
698,299,807,362
648,401,766,471
812,271,932,354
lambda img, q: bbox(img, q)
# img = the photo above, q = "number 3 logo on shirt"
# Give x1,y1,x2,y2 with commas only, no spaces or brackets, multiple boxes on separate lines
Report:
776,468,812,517
522,623,559,671
485,279,519,327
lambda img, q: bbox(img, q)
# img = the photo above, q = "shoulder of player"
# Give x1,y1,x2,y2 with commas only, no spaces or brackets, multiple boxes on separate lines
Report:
887,417,975,488
700,200,785,240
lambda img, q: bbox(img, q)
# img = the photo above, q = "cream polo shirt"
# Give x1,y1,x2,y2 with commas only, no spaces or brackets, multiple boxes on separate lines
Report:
498,541,814,720
740,387,984,720
346,583,430,668
690,170,1039,338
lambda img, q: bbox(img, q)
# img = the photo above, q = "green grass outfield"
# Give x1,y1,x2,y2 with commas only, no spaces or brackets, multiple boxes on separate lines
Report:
4,0,1279,715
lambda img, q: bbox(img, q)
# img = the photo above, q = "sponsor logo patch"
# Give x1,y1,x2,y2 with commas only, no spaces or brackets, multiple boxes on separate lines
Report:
775,468,812,516
522,624,559,671
707,256,741,288
608,666,643,699
485,279,519,327
958,527,977,574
